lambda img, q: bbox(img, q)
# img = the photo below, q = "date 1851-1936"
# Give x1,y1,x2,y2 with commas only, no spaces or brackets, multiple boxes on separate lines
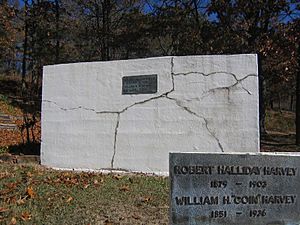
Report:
210,210,266,218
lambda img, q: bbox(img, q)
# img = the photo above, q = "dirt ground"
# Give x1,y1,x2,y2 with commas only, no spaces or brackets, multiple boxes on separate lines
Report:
261,131,300,152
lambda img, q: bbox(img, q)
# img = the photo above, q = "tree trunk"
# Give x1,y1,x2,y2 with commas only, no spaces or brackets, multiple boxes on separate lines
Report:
21,0,32,145
258,54,266,136
270,99,273,110
278,93,281,112
24,114,30,144
192,0,200,25
296,43,300,145
21,0,28,97
101,0,110,61
55,0,60,64
290,95,294,111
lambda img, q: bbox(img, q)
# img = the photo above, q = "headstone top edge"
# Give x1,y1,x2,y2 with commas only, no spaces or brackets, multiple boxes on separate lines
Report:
169,152,300,157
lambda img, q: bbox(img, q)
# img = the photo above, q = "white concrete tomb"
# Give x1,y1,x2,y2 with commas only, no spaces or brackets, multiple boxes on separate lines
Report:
41,55,259,174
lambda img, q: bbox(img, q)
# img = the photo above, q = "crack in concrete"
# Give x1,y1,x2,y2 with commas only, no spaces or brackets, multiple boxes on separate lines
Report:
111,113,120,168
43,100,99,112
43,59,260,167
205,74,257,96
170,57,175,92
165,96,224,152
173,71,257,96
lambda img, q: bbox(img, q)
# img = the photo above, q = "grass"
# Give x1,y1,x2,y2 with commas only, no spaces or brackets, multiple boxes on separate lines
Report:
265,109,295,134
0,94,22,116
0,163,169,225
0,146,9,154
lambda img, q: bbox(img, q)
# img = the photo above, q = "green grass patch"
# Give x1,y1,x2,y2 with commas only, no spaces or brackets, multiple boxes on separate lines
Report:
0,146,9,154
0,163,169,224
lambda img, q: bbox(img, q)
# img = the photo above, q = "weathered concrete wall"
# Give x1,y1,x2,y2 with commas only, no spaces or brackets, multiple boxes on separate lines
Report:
41,55,259,174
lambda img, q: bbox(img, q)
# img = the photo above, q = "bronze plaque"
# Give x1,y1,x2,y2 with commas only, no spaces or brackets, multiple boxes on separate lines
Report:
122,75,157,95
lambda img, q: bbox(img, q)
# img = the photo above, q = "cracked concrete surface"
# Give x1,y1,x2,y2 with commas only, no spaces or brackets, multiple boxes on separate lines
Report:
111,113,120,168
165,96,225,152
41,55,259,173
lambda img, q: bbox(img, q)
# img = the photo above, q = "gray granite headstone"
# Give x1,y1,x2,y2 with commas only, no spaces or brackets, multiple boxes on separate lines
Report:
170,153,300,225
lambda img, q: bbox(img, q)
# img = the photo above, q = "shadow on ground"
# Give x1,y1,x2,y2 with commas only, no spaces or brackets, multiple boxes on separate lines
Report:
261,132,300,152
8,142,40,155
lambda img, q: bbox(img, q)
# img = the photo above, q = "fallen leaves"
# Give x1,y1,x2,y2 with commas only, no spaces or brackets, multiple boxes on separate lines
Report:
16,197,26,205
0,169,36,223
21,211,31,221
93,179,99,185
141,196,152,203
26,171,33,178
0,170,10,179
5,196,17,204
0,162,169,224
0,129,22,148
0,117,41,148
65,196,73,203
113,174,123,180
104,219,114,225
56,172,80,185
83,183,90,189
9,217,17,225
6,182,18,189
119,185,130,192
93,178,104,186
0,188,11,195
26,186,35,198
0,207,9,213
132,214,141,220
